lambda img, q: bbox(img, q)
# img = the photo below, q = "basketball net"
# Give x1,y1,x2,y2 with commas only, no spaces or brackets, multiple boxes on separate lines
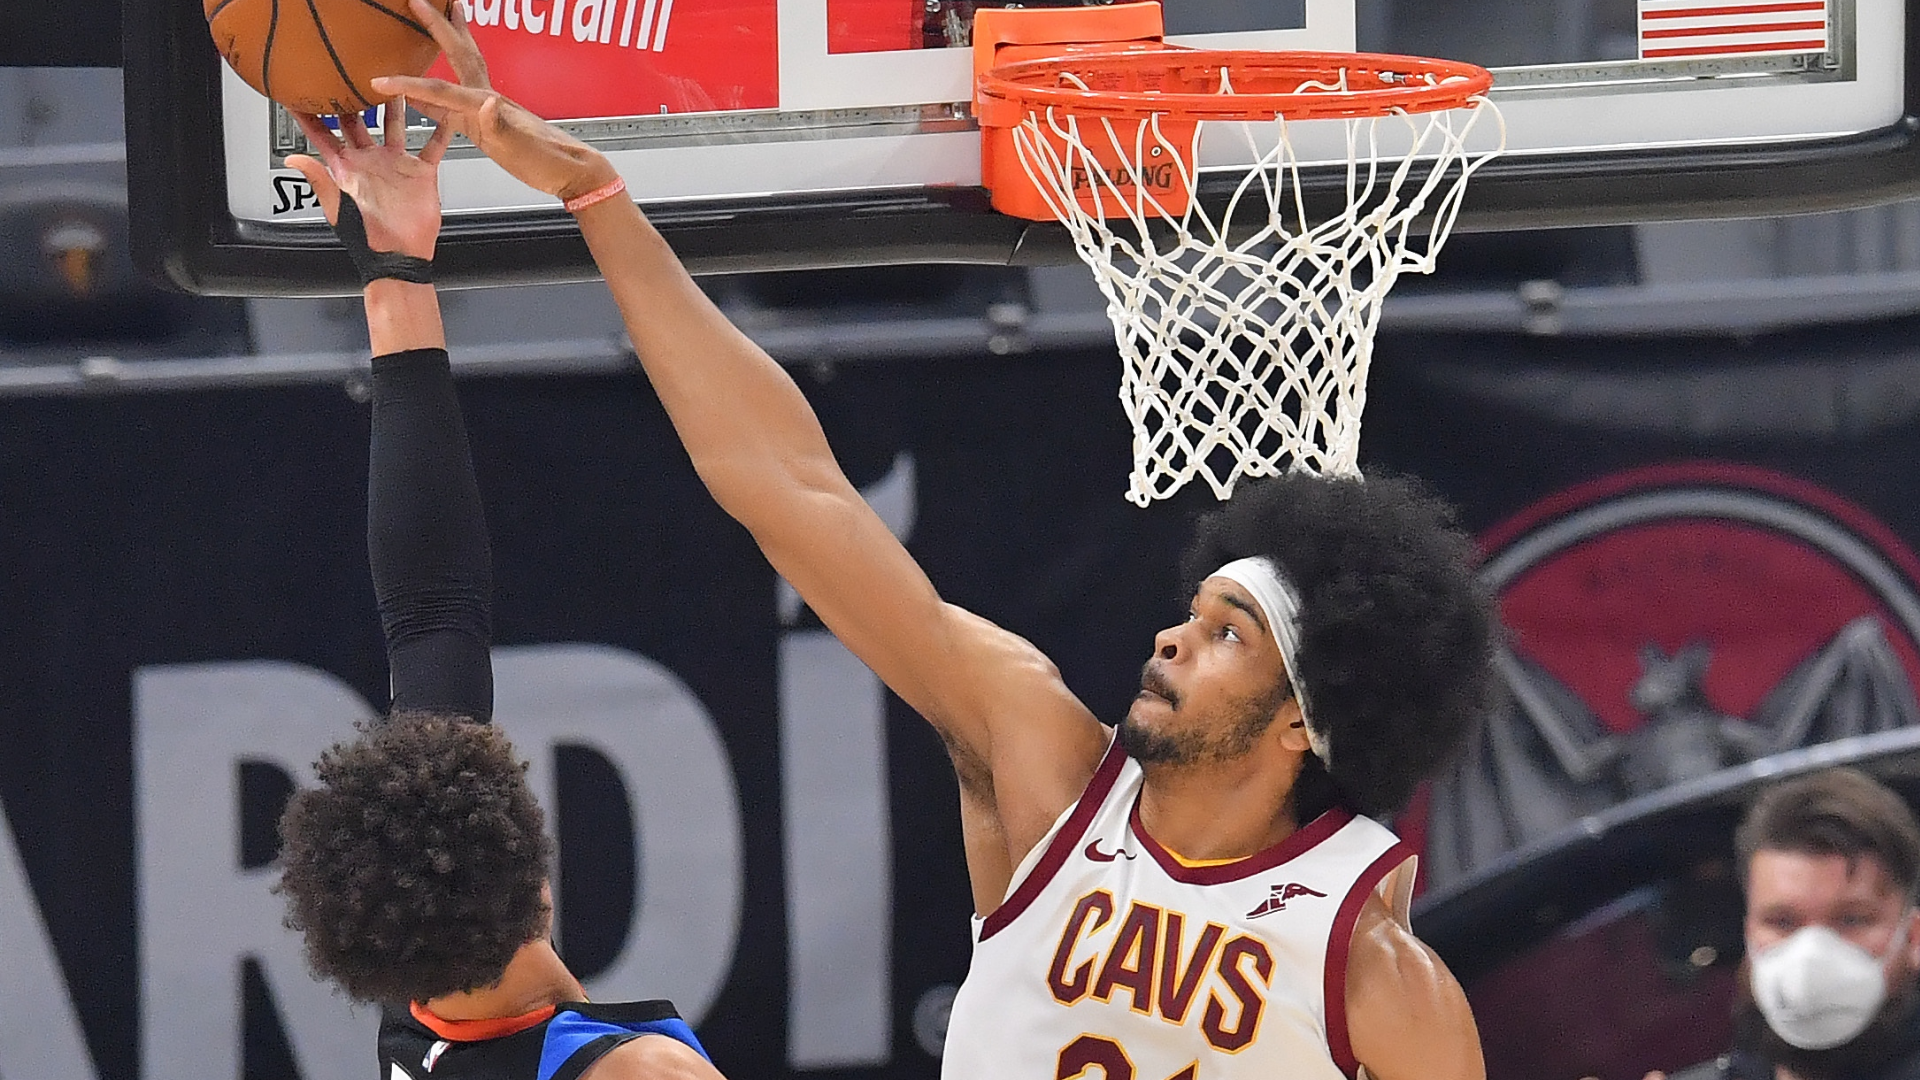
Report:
1009,71,1503,505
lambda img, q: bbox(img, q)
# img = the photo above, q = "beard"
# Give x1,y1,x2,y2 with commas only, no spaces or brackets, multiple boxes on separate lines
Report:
1733,958,1920,1080
1117,661,1290,767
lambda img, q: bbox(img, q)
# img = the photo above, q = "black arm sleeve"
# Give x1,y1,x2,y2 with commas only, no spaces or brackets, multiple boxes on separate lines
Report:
367,347,494,723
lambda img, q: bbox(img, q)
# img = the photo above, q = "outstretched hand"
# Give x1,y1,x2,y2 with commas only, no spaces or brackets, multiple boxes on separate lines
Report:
284,102,452,260
373,0,618,201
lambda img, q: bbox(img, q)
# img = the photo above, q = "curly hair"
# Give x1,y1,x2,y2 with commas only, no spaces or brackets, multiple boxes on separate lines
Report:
1181,470,1496,818
276,712,555,1004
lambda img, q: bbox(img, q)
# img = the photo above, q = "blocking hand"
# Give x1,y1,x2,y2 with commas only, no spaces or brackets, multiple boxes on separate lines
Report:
373,0,619,202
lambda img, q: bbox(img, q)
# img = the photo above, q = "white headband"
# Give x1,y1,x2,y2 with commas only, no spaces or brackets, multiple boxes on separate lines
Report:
1211,557,1326,765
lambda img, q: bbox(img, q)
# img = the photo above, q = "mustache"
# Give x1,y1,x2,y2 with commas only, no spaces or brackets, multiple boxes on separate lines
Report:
1138,662,1180,709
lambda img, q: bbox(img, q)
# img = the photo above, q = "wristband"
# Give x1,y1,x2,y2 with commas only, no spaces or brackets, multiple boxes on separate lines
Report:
334,192,434,286
564,176,628,214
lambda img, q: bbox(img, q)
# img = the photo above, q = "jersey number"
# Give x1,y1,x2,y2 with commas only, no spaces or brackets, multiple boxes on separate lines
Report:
1056,1035,1198,1080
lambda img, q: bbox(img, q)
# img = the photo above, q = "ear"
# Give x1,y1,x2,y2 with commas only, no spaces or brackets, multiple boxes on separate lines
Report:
1275,696,1310,754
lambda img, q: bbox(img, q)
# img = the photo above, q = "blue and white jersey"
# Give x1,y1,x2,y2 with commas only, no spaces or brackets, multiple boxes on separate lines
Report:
379,999,708,1080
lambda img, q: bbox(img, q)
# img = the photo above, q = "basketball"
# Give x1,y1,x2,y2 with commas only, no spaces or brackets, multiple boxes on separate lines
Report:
204,0,454,116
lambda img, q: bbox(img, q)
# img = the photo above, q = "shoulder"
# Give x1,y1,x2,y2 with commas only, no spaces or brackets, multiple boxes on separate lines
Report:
578,1034,724,1080
1342,892,1442,1006
540,1002,715,1080
1343,892,1485,1080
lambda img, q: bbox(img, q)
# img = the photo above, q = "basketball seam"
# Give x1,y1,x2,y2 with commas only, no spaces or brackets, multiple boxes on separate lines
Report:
343,0,435,40
206,0,246,26
262,0,282,106
304,0,375,112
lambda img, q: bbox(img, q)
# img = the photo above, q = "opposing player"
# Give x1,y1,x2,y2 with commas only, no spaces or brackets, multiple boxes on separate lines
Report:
385,7,1497,1076
269,104,723,1080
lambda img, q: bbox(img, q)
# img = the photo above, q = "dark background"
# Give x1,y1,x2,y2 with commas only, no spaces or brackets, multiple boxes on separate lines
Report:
0,0,120,67
8,317,1920,1077
7,0,1920,1072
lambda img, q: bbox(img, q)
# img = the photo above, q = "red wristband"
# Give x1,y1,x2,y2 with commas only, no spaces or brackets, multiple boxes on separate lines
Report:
564,176,628,214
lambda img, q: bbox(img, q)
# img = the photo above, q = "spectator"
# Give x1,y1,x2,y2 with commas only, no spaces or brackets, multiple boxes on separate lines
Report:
1662,767,1920,1080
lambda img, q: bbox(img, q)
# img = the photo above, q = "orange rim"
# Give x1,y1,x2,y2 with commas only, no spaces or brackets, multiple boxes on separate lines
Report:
977,49,1494,122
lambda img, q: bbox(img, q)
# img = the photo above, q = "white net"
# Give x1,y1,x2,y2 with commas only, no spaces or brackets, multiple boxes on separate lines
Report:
1009,70,1503,505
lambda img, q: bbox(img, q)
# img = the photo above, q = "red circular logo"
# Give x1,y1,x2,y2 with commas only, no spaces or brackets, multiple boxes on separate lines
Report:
1412,462,1920,893
1483,462,1920,736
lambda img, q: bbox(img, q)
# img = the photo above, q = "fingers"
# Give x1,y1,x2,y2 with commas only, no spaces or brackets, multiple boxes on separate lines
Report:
384,96,407,147
420,120,455,165
413,98,450,126
282,152,331,193
372,74,490,117
339,109,377,150
443,0,491,85
293,113,346,170
408,0,490,88
282,153,342,223
407,0,455,43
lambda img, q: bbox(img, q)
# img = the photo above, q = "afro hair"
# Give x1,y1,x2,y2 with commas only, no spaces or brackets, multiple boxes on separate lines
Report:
276,712,554,1005
1181,470,1497,818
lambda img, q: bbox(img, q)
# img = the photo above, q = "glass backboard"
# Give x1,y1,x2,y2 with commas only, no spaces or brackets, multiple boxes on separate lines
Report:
127,0,1920,294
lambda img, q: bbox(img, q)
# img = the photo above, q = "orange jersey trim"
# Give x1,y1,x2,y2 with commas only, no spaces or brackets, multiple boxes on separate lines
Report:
410,1000,558,1042
1162,849,1241,868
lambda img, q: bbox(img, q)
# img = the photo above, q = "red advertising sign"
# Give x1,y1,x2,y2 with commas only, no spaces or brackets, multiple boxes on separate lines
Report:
435,0,779,119
828,0,921,52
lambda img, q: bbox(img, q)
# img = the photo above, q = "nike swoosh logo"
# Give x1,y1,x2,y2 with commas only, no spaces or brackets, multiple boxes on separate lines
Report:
1084,840,1136,862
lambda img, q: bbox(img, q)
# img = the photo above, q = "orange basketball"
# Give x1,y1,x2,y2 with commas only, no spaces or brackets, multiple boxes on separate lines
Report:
205,0,454,116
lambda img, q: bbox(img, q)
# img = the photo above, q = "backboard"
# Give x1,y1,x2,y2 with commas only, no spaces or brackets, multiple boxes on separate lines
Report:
128,0,1920,295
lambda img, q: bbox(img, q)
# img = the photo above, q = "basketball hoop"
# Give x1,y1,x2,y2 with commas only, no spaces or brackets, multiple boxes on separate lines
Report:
975,21,1504,505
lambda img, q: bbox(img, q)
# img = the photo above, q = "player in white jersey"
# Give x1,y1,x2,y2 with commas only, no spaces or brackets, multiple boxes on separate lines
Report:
385,10,1498,1077
933,477,1493,1080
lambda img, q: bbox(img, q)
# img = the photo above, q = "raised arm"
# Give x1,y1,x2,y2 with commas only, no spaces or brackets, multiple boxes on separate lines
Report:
365,322,493,722
572,209,1113,892
378,4,1110,903
285,108,493,723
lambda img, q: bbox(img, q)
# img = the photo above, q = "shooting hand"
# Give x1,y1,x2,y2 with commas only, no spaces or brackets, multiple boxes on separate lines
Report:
283,101,452,260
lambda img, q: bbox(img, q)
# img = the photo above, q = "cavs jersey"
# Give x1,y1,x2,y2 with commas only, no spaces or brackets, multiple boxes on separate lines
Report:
379,999,708,1080
943,739,1417,1080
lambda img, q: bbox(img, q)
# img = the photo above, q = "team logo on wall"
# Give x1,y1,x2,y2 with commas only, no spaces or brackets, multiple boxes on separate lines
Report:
1422,462,1920,889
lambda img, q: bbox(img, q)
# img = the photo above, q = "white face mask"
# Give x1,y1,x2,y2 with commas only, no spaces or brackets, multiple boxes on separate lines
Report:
1751,919,1911,1050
